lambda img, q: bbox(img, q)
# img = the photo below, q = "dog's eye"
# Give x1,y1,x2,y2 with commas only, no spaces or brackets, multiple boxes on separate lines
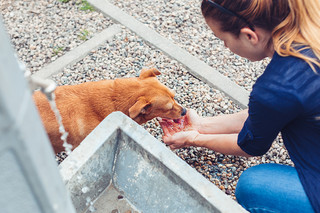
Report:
163,102,173,110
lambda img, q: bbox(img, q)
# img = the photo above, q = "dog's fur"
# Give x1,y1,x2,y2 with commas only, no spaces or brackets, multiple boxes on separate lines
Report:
33,68,185,153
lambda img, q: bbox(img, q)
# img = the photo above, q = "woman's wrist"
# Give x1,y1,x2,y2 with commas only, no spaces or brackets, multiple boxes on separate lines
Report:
187,131,200,147
196,116,206,134
197,116,219,134
196,110,248,134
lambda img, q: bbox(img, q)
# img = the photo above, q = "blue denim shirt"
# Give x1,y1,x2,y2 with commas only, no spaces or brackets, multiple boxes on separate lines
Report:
238,50,320,212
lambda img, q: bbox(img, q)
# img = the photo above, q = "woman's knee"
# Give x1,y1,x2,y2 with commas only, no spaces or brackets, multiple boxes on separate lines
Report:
235,164,289,212
235,164,265,205
235,164,314,213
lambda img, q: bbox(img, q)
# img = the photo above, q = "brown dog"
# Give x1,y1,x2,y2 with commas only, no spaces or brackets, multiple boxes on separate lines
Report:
33,68,186,154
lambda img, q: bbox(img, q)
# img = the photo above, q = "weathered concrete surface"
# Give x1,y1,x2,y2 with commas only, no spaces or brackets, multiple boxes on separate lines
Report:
86,184,139,213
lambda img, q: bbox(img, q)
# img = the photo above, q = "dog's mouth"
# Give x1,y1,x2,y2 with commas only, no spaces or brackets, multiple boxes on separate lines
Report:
155,108,187,122
156,117,180,122
173,118,181,123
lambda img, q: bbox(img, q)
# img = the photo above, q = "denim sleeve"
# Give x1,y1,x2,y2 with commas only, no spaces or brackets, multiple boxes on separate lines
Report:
237,88,303,156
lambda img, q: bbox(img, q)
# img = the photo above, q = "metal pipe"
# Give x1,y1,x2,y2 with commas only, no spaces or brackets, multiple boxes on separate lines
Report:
24,70,56,100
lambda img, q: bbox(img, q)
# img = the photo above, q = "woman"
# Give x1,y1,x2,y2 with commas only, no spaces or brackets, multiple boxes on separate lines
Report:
161,0,320,212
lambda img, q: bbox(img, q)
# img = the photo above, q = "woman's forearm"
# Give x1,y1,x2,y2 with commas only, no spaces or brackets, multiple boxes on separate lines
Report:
192,133,252,157
198,109,248,134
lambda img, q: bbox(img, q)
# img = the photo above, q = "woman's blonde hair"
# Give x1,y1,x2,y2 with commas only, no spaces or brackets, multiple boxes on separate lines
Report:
201,0,320,72
273,0,320,72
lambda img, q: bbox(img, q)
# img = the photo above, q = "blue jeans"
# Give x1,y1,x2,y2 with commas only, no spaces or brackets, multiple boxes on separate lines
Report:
235,164,314,213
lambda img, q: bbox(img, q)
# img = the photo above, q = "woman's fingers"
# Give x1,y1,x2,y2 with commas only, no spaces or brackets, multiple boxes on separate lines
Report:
159,121,175,136
163,136,179,150
163,132,189,150
161,124,171,136
162,135,173,145
169,145,177,150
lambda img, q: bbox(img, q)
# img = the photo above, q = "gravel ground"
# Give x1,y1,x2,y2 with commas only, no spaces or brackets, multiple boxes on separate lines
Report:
109,0,270,92
1,0,293,200
0,0,113,73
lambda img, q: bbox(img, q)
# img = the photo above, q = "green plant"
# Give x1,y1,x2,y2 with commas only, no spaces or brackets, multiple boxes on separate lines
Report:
78,0,95,11
53,46,65,55
78,29,90,41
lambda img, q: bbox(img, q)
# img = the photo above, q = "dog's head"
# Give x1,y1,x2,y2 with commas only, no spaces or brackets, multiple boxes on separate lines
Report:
128,68,186,124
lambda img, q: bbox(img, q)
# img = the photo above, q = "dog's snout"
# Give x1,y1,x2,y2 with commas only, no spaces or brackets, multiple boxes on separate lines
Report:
181,108,187,116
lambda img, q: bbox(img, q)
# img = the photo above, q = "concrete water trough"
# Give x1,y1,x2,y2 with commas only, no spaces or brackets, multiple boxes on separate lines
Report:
59,112,246,213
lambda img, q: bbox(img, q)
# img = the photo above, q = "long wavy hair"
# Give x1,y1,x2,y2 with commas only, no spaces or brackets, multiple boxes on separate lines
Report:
201,0,320,72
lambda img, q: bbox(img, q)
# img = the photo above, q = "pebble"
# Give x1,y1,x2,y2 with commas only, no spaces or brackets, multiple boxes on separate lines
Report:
0,0,294,200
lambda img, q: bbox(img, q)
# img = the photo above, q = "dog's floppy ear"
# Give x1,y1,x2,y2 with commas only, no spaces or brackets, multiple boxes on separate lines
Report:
139,68,161,79
129,97,151,119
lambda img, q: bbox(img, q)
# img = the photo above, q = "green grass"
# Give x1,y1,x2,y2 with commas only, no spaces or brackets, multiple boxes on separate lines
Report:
53,46,65,55
58,0,95,12
78,0,95,11
78,29,90,41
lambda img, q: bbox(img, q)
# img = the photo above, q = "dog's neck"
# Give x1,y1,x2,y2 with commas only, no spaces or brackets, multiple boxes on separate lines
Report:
89,78,144,120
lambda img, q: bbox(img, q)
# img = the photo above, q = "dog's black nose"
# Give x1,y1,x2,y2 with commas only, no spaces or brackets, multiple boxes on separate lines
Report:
181,108,187,116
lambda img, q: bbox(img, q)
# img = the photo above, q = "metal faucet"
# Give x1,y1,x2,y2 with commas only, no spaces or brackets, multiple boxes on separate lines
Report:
24,70,57,101
16,55,57,100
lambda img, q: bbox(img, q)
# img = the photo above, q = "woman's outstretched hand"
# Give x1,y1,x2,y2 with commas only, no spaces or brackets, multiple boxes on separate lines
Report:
159,108,251,157
159,109,201,149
